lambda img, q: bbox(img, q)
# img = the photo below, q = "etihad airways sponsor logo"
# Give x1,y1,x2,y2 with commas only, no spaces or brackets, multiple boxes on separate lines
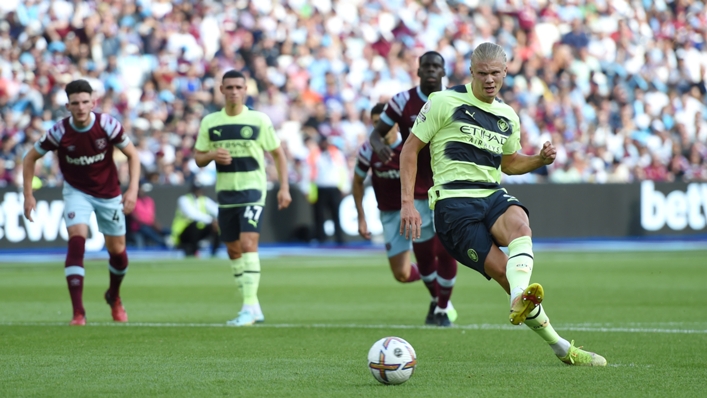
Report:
65,151,107,165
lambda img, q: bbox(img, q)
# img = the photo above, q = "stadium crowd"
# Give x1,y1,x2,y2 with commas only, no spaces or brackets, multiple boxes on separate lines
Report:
0,0,706,192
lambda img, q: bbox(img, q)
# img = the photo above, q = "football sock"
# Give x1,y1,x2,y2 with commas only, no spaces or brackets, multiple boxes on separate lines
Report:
436,274,455,310
406,262,421,282
420,271,438,299
242,252,261,306
435,236,457,310
65,236,86,316
506,236,534,301
524,305,570,357
230,257,245,299
108,250,128,297
413,238,438,298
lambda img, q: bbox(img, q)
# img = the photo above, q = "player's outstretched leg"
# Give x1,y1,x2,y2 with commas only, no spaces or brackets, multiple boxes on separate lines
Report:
66,236,86,325
524,303,607,366
105,250,128,322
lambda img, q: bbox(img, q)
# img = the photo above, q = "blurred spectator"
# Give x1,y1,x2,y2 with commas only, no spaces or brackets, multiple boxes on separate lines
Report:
0,0,704,190
305,134,348,244
170,181,219,257
128,183,169,249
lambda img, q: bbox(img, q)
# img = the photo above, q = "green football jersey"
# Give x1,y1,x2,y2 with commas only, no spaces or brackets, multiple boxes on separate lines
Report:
411,84,521,209
195,107,280,207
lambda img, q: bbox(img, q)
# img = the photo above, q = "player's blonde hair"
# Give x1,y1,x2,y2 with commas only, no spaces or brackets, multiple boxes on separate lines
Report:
470,42,507,67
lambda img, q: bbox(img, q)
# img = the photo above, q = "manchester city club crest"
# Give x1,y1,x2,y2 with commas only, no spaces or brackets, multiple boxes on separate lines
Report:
95,138,107,150
497,119,510,132
241,126,253,139
467,248,479,262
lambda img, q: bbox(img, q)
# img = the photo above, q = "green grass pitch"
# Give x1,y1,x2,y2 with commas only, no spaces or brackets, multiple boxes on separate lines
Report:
1,250,706,397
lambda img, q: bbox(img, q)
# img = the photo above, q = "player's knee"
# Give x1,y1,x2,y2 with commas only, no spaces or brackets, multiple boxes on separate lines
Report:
240,235,259,253
105,239,126,255
392,269,409,282
517,224,532,238
227,248,242,259
241,242,258,253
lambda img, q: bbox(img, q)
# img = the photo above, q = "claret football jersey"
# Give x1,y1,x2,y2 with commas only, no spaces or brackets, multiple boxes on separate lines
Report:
36,112,130,198
380,86,435,200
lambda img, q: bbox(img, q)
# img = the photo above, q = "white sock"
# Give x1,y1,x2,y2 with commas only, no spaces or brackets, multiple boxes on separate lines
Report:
434,306,447,314
510,286,525,305
550,338,571,357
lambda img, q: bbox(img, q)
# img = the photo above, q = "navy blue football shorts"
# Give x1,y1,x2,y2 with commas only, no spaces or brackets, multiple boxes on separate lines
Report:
433,190,529,279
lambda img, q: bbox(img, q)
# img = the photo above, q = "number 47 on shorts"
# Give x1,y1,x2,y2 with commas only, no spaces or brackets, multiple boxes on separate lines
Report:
244,206,262,228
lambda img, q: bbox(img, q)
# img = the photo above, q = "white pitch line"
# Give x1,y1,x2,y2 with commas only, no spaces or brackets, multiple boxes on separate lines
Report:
0,321,705,334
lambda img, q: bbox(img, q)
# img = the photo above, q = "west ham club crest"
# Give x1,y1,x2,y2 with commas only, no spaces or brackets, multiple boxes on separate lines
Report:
95,138,107,150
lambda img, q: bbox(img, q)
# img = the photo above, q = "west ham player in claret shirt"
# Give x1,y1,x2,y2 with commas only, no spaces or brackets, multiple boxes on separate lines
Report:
368,52,460,327
22,80,141,326
354,104,457,327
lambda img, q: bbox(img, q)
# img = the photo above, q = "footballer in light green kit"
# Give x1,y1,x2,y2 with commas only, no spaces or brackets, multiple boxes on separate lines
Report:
400,43,607,366
194,70,292,327
411,79,522,206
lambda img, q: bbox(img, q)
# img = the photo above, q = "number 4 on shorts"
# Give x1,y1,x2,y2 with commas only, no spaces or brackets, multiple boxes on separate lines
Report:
112,210,120,222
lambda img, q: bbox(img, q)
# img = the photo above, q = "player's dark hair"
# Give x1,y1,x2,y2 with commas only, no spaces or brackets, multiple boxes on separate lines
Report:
65,80,93,97
419,51,444,64
370,103,386,117
222,70,246,82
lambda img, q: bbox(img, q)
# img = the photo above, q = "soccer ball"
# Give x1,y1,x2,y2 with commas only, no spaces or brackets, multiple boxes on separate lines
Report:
367,337,417,385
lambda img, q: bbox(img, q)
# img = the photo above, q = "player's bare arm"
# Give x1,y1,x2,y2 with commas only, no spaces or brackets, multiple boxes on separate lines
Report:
399,134,426,240
269,146,292,210
352,172,370,240
501,141,557,175
22,147,45,222
369,119,396,163
194,148,231,167
119,141,141,215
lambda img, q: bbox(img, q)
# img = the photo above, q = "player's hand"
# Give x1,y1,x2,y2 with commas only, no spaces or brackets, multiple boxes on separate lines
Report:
400,202,421,240
23,194,36,222
358,218,371,240
122,188,137,215
371,138,394,164
539,141,556,165
214,148,231,165
277,187,292,210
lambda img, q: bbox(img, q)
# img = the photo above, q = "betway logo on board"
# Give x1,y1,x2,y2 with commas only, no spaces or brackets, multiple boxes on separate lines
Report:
641,181,707,231
65,151,106,165
0,192,105,251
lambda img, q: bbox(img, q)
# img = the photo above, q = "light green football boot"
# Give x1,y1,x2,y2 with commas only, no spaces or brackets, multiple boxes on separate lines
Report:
509,283,544,325
447,301,458,323
558,340,608,366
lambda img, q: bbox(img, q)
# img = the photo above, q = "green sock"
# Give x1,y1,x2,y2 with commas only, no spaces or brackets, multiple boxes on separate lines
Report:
524,305,560,344
242,252,261,305
506,236,534,300
230,257,245,299
525,304,571,356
